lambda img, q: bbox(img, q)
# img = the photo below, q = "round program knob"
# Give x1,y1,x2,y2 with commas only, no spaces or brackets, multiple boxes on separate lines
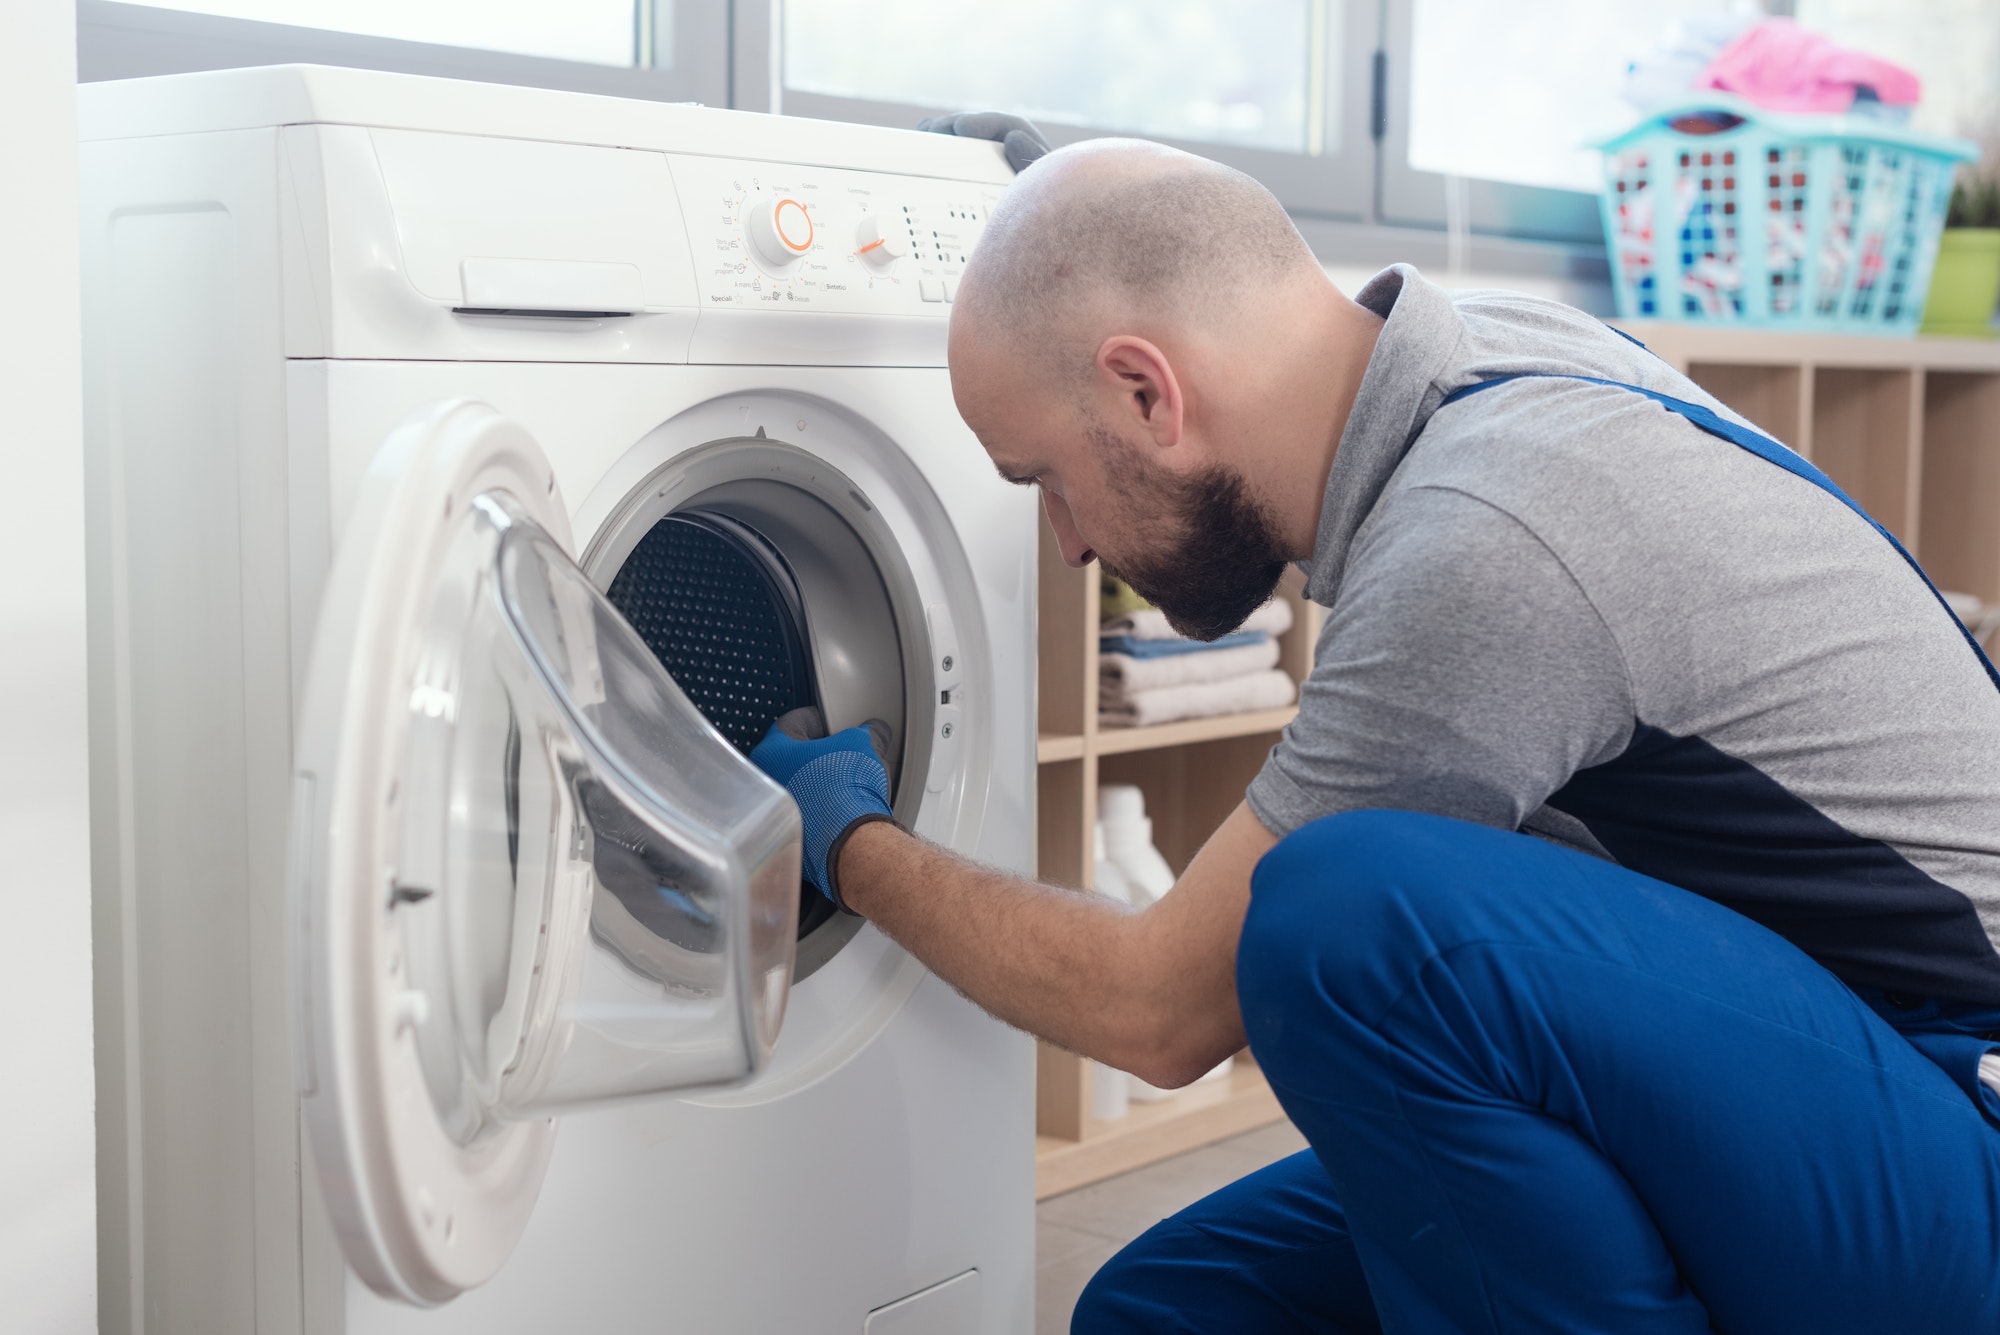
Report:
746,197,814,269
854,213,909,269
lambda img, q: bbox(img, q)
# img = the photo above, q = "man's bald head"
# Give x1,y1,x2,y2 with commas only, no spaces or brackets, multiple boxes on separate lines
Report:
953,139,1320,388
948,139,1373,642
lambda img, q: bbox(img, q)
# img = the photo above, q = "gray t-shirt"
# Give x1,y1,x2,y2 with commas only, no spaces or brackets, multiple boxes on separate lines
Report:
1247,264,2000,1004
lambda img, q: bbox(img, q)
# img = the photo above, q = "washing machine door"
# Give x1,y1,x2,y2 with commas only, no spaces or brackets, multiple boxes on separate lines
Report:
288,399,801,1306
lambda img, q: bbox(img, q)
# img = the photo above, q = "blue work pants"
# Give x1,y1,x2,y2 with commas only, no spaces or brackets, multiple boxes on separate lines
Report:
1073,810,2000,1333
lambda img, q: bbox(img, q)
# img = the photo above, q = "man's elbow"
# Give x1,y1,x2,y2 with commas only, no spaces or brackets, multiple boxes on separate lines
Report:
1114,1021,1238,1091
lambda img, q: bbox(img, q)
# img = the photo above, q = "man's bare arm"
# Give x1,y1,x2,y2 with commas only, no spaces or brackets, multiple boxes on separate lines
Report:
837,801,1278,1089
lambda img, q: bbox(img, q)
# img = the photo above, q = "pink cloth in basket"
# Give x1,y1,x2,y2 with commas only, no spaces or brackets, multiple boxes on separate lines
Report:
1698,19,1920,115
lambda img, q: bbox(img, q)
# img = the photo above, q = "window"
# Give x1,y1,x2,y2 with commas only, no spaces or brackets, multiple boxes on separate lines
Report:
125,0,648,67
1381,0,1759,241
78,0,726,105
785,0,1321,156
771,0,1378,220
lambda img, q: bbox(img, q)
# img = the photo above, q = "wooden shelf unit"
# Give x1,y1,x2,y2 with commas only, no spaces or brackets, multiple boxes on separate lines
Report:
1029,325,2000,1200
1032,521,1320,1200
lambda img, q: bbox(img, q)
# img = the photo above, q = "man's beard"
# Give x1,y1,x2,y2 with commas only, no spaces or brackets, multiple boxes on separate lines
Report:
1093,428,1291,641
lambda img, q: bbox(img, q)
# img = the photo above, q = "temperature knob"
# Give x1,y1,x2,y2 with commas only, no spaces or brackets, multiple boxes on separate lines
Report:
854,213,910,269
747,197,814,269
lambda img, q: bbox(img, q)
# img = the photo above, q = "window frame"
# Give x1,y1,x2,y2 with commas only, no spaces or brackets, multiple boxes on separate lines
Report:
756,0,1381,224
77,0,732,107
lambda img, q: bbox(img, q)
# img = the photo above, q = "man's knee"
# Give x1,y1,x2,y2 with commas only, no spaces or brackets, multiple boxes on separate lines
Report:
1238,809,1544,1060
1241,810,1482,983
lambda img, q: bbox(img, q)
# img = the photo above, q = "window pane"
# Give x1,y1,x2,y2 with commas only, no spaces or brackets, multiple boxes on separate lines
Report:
134,0,639,67
783,0,1330,156
1409,0,1753,193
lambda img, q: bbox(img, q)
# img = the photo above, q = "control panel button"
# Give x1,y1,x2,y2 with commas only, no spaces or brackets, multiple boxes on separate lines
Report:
943,278,957,303
854,213,910,269
747,196,814,269
919,278,946,303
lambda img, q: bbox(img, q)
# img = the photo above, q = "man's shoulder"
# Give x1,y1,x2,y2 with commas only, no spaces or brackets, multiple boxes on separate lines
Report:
1388,306,1775,541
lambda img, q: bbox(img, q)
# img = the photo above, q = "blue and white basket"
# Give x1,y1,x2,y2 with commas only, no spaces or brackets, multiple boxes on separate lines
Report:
1598,96,1975,334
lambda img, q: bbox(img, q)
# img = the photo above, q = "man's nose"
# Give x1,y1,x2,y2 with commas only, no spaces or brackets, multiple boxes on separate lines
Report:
1042,491,1096,568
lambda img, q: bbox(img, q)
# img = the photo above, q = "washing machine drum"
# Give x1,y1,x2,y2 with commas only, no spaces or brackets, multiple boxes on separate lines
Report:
606,513,817,754
604,509,856,946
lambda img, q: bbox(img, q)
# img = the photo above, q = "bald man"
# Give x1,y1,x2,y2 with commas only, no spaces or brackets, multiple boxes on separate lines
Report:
748,138,2000,1332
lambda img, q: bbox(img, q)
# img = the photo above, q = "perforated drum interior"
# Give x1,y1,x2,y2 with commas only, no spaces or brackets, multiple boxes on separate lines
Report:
605,513,816,754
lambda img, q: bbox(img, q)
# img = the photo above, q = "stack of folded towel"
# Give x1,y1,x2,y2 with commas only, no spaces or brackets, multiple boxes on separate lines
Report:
1099,595,1298,728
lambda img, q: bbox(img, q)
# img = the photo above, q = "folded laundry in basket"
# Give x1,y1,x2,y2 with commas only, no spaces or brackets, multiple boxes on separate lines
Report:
1101,599,1294,642
1100,637,1281,695
1099,669,1297,729
1698,18,1920,115
1100,630,1266,660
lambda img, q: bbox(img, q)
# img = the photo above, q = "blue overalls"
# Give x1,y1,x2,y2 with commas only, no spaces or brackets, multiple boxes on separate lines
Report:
1072,375,2000,1334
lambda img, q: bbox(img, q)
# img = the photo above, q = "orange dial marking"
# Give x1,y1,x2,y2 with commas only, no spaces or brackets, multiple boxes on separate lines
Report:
774,198,813,252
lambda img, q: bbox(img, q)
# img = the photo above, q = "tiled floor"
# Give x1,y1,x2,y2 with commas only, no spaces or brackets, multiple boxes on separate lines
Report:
1034,1121,1310,1334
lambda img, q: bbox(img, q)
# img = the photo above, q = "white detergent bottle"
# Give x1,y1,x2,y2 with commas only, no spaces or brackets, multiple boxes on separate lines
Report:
1093,822,1136,907
1098,784,1176,904
1089,824,1134,1120
1097,788,1238,1098
1090,1059,1131,1121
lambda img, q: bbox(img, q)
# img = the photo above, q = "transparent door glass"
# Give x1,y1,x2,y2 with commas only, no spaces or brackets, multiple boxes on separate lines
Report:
391,489,799,1144
784,0,1326,154
131,0,649,67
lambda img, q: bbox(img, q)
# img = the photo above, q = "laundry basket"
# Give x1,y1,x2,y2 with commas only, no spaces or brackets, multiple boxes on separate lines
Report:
1598,96,1975,334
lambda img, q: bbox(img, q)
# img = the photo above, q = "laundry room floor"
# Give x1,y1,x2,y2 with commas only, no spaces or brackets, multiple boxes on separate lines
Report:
1034,1120,1310,1333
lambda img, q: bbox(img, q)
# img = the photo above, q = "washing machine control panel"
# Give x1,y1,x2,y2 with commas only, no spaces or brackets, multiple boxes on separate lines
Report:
669,155,1001,316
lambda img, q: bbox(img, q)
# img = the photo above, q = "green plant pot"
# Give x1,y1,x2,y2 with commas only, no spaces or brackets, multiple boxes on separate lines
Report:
1921,228,2000,336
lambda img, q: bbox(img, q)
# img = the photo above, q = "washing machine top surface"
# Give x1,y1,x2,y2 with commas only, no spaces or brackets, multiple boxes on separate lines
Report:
80,64,1015,367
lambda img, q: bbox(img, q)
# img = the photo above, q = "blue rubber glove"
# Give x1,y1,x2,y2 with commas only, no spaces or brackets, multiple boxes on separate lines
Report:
915,111,1051,173
749,708,894,911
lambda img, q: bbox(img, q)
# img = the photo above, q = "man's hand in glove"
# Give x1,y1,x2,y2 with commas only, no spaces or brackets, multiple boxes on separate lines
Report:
916,111,1051,173
750,707,896,911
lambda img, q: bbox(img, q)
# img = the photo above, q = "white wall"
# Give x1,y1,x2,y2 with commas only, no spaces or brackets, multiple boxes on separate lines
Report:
0,1,98,1332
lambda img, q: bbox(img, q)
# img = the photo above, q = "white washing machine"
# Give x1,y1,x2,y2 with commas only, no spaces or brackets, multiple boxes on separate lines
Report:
80,65,1036,1334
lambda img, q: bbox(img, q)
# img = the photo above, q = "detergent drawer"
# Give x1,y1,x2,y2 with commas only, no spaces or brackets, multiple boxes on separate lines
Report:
281,125,701,361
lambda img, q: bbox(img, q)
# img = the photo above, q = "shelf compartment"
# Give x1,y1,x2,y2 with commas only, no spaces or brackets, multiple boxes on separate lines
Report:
1034,1059,1286,1200
1687,361,1810,455
1921,372,2000,603
1036,756,1091,892
1098,732,1284,873
1812,367,1923,543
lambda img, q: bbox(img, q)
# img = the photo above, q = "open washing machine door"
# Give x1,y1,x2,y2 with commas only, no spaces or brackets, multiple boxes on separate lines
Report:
288,400,801,1306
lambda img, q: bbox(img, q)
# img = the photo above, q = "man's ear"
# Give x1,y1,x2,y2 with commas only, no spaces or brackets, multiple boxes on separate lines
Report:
1095,336,1183,453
